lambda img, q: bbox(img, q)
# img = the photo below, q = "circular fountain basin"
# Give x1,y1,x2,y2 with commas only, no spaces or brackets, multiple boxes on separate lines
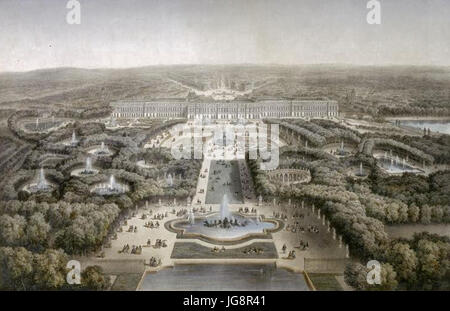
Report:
22,183,54,194
61,140,79,147
167,212,282,244
347,167,369,179
87,145,113,157
71,168,99,177
22,119,64,133
90,175,129,196
90,182,129,196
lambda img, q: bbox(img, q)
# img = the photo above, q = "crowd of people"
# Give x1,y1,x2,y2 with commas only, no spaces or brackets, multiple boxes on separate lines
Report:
144,221,160,229
242,246,265,255
118,244,143,255
211,246,226,253
147,256,162,267
238,207,257,214
127,225,138,233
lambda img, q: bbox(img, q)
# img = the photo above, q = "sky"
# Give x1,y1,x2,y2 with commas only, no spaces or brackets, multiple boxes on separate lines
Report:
0,0,449,72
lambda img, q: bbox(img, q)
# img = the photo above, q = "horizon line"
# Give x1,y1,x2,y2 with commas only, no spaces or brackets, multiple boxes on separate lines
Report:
2,62,450,74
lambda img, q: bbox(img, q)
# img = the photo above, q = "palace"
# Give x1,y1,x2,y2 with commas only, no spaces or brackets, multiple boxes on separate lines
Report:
110,99,339,120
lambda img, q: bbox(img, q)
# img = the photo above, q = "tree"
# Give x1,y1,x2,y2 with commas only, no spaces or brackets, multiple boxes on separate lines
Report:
431,206,444,223
408,204,420,223
344,262,368,290
0,214,26,246
26,212,51,250
385,202,400,223
33,249,68,290
81,266,110,290
415,239,446,289
378,263,398,291
0,247,34,290
420,205,432,224
385,242,418,283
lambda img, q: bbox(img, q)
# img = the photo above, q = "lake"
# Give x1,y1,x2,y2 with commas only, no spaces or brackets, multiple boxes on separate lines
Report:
399,120,450,135
138,264,310,291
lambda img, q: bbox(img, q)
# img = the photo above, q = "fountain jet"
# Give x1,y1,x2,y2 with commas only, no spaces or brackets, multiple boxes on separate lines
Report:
220,194,230,220
86,157,92,172
109,175,116,190
71,131,78,144
166,173,174,187
189,209,195,225
37,168,49,190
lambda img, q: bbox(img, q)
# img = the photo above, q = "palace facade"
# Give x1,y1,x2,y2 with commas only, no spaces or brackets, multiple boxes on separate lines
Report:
110,99,339,119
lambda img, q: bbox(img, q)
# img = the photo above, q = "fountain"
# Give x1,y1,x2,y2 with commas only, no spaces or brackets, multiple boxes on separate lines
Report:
220,194,230,220
86,157,92,171
355,162,366,177
336,140,351,156
377,153,422,174
71,131,78,145
168,189,281,242
71,157,99,177
166,173,174,187
188,209,195,225
109,175,116,190
37,168,49,190
88,141,113,157
23,168,52,193
91,174,129,196
169,206,278,241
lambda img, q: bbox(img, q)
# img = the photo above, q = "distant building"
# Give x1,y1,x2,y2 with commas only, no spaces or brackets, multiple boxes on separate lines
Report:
110,99,338,119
